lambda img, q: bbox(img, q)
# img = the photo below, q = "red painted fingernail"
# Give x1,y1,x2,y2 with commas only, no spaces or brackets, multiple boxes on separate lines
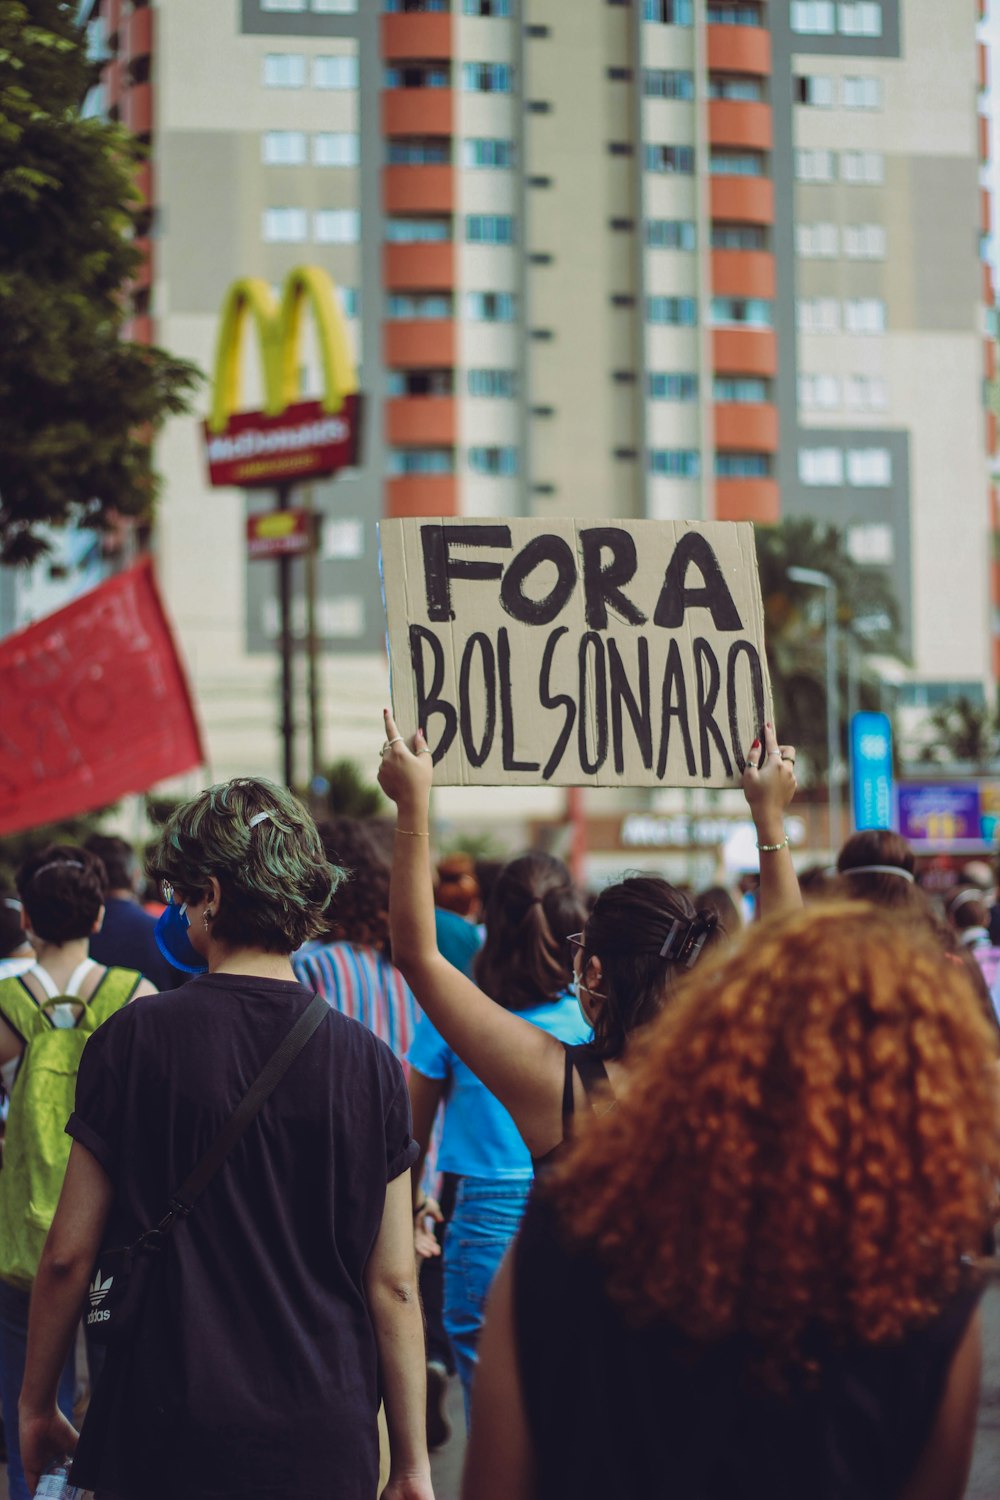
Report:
751,739,760,749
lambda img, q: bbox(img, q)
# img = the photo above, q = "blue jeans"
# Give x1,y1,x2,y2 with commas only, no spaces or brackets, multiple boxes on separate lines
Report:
443,1177,531,1426
0,1278,76,1500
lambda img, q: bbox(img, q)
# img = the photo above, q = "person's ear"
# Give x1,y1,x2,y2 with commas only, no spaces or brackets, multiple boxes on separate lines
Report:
92,903,105,936
585,955,604,996
205,876,222,918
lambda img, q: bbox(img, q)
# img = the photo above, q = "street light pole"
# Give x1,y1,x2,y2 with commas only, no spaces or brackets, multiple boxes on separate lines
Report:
788,566,841,854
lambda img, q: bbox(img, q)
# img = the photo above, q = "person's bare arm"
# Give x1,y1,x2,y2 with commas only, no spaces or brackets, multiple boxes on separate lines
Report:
20,1142,114,1493
899,1306,982,1500
742,721,803,920
408,1069,445,1259
0,1013,23,1068
379,709,568,1157
364,1171,435,1500
462,1252,537,1500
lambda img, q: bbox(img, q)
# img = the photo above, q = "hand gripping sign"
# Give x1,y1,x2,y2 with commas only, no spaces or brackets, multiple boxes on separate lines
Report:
380,518,773,789
202,265,361,489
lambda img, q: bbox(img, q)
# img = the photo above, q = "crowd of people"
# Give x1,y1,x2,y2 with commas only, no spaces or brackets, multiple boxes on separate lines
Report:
0,716,996,1498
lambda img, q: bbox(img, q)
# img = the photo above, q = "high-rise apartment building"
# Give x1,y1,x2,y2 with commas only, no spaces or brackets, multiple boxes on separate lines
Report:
69,0,994,786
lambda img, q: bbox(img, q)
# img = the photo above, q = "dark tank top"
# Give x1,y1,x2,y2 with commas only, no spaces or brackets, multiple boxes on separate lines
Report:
514,1191,981,1500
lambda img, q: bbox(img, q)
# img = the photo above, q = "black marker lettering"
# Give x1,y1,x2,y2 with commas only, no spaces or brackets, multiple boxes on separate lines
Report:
608,637,652,773
726,640,767,773
421,524,511,622
409,624,457,763
693,637,733,778
656,638,696,779
577,633,609,776
580,528,647,631
497,627,540,772
458,632,496,768
499,534,577,626
538,627,576,780
654,533,744,631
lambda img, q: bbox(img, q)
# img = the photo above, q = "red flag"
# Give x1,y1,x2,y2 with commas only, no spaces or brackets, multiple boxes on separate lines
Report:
0,558,204,835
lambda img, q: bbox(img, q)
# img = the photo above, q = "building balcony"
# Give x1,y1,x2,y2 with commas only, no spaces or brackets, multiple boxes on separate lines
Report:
381,12,453,61
715,479,780,524
711,249,775,299
131,238,153,290
384,319,456,368
382,88,454,138
986,337,997,383
712,328,777,376
106,0,122,45
383,241,454,291
123,81,153,135
385,475,458,518
105,57,125,109
706,24,771,77
125,5,154,62
710,176,774,224
714,403,779,452
708,101,772,152
384,165,454,215
984,259,995,306
386,397,457,446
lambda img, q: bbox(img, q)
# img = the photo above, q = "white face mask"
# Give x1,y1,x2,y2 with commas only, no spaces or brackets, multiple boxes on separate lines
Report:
572,968,604,1026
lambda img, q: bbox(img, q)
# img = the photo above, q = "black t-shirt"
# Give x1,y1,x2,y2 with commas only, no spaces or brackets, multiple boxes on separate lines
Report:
514,1191,981,1500
67,974,418,1500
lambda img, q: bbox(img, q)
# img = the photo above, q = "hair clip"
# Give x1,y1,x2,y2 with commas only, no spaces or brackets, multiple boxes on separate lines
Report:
248,812,272,829
659,912,718,969
31,859,84,881
2,898,21,911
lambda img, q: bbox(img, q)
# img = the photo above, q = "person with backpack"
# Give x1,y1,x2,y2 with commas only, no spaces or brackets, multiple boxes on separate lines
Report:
0,844,154,1500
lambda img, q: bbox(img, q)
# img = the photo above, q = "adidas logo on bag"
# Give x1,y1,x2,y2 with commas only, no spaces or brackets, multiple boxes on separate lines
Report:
87,1270,113,1325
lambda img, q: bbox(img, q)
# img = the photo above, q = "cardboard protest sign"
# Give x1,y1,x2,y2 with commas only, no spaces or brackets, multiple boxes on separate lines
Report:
380,518,772,788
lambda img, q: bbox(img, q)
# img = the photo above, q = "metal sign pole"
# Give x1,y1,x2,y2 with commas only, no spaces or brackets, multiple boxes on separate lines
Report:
303,487,322,789
277,483,295,789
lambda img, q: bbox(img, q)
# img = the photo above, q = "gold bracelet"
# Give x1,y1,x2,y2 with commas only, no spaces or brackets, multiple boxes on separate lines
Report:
757,837,789,853
395,827,430,838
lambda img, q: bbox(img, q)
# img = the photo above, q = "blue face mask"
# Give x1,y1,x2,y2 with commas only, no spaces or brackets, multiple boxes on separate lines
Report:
154,900,207,975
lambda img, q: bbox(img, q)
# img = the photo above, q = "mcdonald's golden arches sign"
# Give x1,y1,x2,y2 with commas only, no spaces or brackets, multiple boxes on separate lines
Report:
202,265,361,488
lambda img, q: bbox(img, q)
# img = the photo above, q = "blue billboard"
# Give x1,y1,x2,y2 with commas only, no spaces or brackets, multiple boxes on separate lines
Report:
850,712,894,831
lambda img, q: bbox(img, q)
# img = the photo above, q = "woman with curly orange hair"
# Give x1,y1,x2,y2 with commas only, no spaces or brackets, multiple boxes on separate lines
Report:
464,903,1000,1500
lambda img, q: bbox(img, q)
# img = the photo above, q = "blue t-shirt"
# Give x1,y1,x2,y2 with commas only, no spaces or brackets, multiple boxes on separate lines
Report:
407,993,591,1180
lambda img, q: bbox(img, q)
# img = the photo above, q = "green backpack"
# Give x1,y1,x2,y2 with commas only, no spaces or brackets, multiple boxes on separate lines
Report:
0,961,140,1289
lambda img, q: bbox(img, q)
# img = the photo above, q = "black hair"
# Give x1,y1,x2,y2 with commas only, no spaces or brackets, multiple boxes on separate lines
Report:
836,830,924,914
475,852,586,1012
17,845,108,944
316,817,391,955
947,887,991,932
693,885,741,943
0,891,26,961
84,833,138,892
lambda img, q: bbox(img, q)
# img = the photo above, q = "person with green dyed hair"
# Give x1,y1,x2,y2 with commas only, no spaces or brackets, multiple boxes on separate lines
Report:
21,776,435,1500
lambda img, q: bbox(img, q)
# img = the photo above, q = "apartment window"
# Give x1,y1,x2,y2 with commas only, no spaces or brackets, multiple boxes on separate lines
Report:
795,149,835,182
466,214,515,244
527,23,552,36
647,295,698,325
714,376,770,403
647,219,696,249
796,223,839,258
794,74,835,107
843,76,883,109
708,74,764,101
314,55,358,89
313,132,359,166
609,143,635,157
263,0,306,9
385,63,449,88
844,298,886,334
611,294,636,307
338,288,360,319
797,298,841,333
716,453,771,478
262,130,307,165
469,446,518,476
388,138,451,164
388,448,454,476
642,0,694,21
847,524,894,565
466,291,517,321
709,149,765,176
468,369,518,398
607,67,632,80
844,374,888,410
839,1,882,36
386,217,450,242
790,0,835,32
263,207,308,242
706,3,763,23
462,62,514,92
609,217,635,231
843,223,886,259
526,100,552,113
645,144,696,174
262,54,305,88
643,68,695,98
387,369,453,396
385,0,449,10
529,252,554,264
463,137,515,168
612,371,637,384
841,150,884,184
799,447,844,485
463,0,513,13
711,223,767,250
614,447,639,461
530,328,555,340
528,175,553,188
315,209,360,242
711,296,772,327
311,0,359,10
648,373,699,401
847,447,892,486
649,450,701,477
798,373,841,409
386,293,453,318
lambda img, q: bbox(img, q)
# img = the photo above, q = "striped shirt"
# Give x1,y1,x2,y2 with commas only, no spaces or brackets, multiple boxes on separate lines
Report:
292,941,420,1063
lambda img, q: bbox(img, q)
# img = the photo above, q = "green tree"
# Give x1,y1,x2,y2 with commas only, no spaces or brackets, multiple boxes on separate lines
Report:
754,519,903,782
0,805,114,890
318,759,384,820
918,695,999,768
0,0,201,565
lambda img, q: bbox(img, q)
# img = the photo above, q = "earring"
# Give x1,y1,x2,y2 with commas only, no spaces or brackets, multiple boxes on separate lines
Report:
203,909,214,929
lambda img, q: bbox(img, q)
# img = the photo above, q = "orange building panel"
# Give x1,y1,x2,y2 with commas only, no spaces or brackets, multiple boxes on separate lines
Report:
125,4,154,62
123,81,153,135
122,314,154,345
383,89,454,138
714,403,779,452
984,260,995,306
131,238,153,291
992,557,1000,603
105,57,124,108
993,636,1000,682
386,397,457,447
384,241,455,291
386,476,458,519
710,176,774,224
384,165,454,215
715,480,780,524
384,320,456,368
706,24,771,76
712,328,777,376
708,100,773,152
987,339,997,383
381,12,453,62
979,41,989,92
711,250,775,299
106,0,122,43
991,485,1000,531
